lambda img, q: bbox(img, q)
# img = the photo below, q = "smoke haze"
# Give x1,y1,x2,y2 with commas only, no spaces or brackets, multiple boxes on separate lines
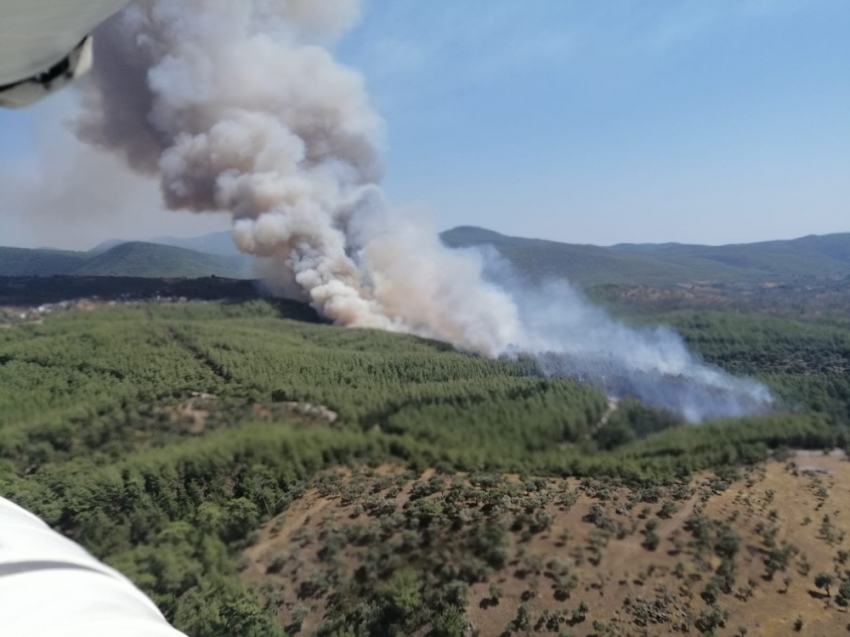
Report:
72,0,772,421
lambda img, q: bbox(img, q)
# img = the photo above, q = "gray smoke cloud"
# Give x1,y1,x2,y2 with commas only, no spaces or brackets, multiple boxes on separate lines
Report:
73,0,772,422
502,273,772,421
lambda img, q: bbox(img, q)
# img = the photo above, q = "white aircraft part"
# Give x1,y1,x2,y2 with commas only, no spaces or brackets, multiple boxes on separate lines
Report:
0,497,187,637
0,36,94,108
0,0,129,86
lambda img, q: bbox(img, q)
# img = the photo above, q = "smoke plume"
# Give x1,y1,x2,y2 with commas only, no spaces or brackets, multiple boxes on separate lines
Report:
74,0,772,421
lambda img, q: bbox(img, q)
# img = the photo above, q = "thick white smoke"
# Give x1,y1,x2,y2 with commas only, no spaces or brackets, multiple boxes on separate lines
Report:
76,0,522,356
74,0,772,421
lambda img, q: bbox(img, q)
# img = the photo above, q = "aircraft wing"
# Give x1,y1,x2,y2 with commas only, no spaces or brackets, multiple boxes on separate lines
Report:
0,0,129,107
0,496,188,636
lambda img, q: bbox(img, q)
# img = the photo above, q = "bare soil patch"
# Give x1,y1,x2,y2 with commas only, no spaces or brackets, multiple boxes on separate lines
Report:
241,456,850,636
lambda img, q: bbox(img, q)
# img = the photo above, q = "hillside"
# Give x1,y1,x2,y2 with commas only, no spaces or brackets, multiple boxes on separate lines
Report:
442,226,850,286
150,230,243,256
75,242,250,278
614,233,850,280
0,246,88,277
245,455,850,637
1,298,849,636
7,227,849,285
91,231,242,257
0,242,251,279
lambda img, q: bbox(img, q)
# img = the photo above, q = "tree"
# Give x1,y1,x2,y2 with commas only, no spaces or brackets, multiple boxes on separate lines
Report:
783,576,792,594
836,580,850,609
432,605,466,637
511,602,532,633
372,569,424,631
290,605,309,632
702,579,721,605
764,543,797,580
488,583,503,605
658,500,677,519
715,526,741,559
174,579,286,637
223,498,261,544
814,572,834,598
571,602,589,624
554,572,579,601
643,529,660,551
593,418,635,451
695,605,728,634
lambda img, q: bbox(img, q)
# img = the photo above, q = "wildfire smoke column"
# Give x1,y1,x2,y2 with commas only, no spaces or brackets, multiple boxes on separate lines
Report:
73,0,773,422
73,0,522,356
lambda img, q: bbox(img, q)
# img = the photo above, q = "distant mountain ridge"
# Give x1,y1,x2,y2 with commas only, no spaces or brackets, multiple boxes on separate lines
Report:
90,231,241,257
440,226,850,285
149,231,242,256
3,227,849,283
0,242,251,279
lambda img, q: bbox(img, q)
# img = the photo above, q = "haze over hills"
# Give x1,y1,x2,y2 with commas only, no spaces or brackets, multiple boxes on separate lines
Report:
3,227,850,283
89,232,242,257
0,247,89,277
442,226,850,285
0,241,251,279
147,231,242,257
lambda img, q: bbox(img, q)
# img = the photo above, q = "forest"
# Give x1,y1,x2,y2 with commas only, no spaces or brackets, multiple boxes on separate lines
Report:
1,292,849,636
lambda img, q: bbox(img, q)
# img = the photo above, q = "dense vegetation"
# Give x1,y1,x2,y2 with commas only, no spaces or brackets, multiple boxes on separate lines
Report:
650,312,850,426
1,296,848,635
0,246,88,277
0,275,264,307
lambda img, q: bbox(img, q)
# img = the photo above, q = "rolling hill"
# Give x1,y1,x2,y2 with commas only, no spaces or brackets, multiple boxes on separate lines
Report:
4,298,850,636
91,231,242,257
613,233,850,279
5,227,850,284
150,231,243,256
0,246,89,277
0,242,251,279
441,226,850,285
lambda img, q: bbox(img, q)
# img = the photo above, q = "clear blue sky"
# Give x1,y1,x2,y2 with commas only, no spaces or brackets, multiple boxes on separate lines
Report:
1,0,848,249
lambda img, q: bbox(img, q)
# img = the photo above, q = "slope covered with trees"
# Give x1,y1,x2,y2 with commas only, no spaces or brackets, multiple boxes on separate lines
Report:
0,242,251,278
442,226,850,286
0,298,848,635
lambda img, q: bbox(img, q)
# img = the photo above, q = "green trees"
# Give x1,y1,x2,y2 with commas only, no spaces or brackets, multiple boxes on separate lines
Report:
3,299,850,635
658,311,850,425
815,573,834,598
836,580,850,608
510,602,533,633
488,583,504,605
696,605,728,634
643,526,661,552
432,605,466,637
174,578,286,637
384,570,424,627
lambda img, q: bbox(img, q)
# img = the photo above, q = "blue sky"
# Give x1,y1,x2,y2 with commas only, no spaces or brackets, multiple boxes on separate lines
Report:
1,0,848,248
